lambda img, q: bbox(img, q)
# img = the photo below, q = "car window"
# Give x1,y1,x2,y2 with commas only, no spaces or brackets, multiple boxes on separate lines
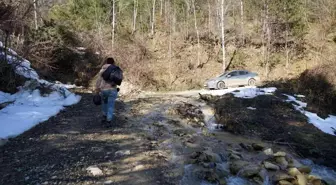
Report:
229,71,239,76
239,71,248,75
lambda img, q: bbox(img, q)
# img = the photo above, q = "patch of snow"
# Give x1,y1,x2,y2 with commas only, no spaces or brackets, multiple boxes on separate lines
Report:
0,91,15,104
151,86,277,99
0,41,81,139
200,86,277,99
284,94,307,108
55,81,83,89
295,94,305,98
115,150,131,157
0,89,81,139
284,94,336,136
76,47,86,51
247,107,256,110
86,166,103,176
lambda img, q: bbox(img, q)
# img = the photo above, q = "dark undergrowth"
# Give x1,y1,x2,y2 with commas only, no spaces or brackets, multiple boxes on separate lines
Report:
213,94,336,169
263,63,336,117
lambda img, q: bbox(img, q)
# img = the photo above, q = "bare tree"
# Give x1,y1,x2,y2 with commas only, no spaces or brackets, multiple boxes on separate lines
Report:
262,0,271,77
133,0,138,33
160,0,163,16
33,0,38,30
221,0,226,72
151,0,156,35
192,0,200,66
111,0,116,51
207,0,211,33
240,0,245,44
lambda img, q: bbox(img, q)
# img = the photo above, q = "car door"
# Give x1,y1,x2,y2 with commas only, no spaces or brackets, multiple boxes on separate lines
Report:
226,71,240,86
236,71,249,86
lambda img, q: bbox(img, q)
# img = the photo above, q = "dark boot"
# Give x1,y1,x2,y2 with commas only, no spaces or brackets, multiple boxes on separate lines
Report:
101,115,107,123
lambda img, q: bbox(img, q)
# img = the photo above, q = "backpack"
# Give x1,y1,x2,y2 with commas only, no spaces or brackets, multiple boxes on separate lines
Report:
101,65,123,86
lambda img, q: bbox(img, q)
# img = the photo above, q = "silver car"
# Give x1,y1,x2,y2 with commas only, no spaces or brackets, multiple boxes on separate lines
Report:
204,70,260,89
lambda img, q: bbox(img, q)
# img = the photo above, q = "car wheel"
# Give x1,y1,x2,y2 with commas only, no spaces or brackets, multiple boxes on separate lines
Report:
217,81,226,89
248,78,256,86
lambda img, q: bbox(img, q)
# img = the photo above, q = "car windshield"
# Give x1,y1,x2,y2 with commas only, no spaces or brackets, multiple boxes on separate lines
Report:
218,72,229,77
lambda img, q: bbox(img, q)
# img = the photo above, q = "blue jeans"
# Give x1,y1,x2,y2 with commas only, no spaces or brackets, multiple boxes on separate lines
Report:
101,89,118,122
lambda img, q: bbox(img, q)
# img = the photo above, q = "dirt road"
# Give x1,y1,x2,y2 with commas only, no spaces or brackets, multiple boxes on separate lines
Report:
1,91,336,185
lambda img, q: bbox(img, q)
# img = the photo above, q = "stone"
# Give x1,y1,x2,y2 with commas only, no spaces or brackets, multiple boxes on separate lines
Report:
227,149,242,157
0,139,8,147
298,166,312,174
104,180,113,185
229,160,250,175
275,157,289,168
202,162,215,168
240,165,261,178
252,176,264,185
133,165,145,171
115,150,131,157
278,180,293,185
239,143,253,151
288,158,303,168
274,151,287,157
252,143,265,151
288,168,301,176
264,161,280,171
229,153,241,160
297,174,307,185
274,173,295,182
308,175,323,185
215,163,230,178
263,148,274,156
197,150,222,163
218,178,227,185
86,166,103,176
190,151,201,159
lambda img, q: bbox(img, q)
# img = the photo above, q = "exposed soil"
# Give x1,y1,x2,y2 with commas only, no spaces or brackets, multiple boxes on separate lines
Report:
213,94,336,169
0,93,177,185
1,90,336,185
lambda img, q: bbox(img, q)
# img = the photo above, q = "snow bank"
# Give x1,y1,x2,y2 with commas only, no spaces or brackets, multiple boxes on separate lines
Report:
200,86,277,99
284,94,336,136
0,41,81,139
0,90,80,138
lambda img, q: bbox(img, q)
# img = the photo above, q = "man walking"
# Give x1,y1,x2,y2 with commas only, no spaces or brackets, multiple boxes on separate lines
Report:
95,57,123,125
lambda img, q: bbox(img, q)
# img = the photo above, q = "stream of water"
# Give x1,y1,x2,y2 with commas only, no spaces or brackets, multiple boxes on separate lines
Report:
180,102,336,185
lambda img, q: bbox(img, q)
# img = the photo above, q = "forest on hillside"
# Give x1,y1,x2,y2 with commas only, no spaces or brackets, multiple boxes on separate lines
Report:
1,0,336,93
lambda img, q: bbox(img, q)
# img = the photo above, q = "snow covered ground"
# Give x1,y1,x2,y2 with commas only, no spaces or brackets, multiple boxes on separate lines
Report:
150,86,277,98
0,41,81,139
199,86,277,98
284,94,336,136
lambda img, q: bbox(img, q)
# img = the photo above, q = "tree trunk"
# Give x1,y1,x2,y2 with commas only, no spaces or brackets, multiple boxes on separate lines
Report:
112,0,116,51
264,0,270,77
221,0,226,72
151,0,156,35
192,0,200,67
285,6,290,71
240,0,245,45
168,1,173,85
33,0,38,30
207,0,211,33
133,0,138,33
160,0,163,16
184,0,190,37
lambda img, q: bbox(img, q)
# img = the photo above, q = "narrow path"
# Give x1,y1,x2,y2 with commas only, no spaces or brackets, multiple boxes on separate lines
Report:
0,93,177,185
